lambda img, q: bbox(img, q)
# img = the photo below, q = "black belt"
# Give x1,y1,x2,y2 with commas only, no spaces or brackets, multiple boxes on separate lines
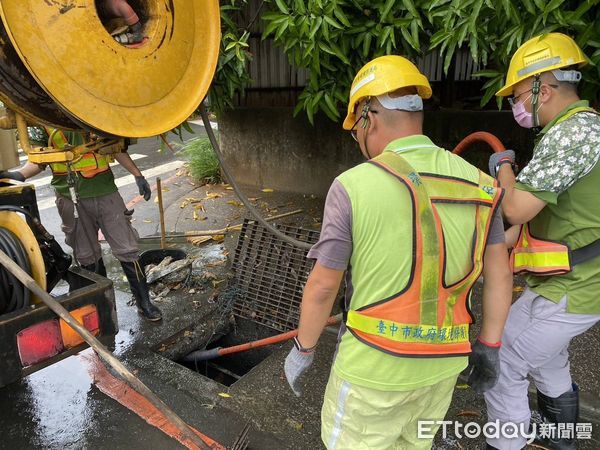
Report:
571,239,600,266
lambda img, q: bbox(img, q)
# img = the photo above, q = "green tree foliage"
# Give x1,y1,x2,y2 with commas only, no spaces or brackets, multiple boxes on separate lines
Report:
213,0,600,121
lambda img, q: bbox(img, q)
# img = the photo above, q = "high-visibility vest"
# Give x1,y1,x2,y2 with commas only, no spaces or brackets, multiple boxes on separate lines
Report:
346,151,503,357
511,106,600,276
45,127,110,179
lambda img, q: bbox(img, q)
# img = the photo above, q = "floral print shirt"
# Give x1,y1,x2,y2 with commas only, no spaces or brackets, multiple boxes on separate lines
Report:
517,106,600,194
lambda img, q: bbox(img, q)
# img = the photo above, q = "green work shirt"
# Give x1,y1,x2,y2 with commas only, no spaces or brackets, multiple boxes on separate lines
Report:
51,171,118,200
515,100,600,314
309,135,504,391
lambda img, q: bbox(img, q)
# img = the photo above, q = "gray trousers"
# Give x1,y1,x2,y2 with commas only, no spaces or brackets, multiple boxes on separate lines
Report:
56,191,140,265
484,288,600,449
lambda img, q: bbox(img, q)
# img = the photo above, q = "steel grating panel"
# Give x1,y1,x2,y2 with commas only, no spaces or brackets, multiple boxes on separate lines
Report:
231,219,320,332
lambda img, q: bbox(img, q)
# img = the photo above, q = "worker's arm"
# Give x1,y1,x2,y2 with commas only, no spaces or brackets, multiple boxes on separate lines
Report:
114,151,142,177
497,165,546,225
285,262,344,396
467,241,513,394
296,262,344,348
0,162,44,181
505,224,521,248
114,152,152,201
479,242,513,344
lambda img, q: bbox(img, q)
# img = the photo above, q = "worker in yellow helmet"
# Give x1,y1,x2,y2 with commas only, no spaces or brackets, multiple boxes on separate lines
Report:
484,33,600,450
284,55,513,449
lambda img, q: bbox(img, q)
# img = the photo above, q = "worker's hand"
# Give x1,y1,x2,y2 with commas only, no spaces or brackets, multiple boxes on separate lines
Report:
467,337,501,394
488,150,516,178
0,170,25,182
135,176,151,201
284,338,315,397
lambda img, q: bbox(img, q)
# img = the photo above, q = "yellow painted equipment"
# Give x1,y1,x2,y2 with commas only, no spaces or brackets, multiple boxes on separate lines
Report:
0,210,46,302
0,0,220,138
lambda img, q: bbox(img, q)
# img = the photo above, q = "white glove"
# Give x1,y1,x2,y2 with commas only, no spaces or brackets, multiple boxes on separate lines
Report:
284,338,315,397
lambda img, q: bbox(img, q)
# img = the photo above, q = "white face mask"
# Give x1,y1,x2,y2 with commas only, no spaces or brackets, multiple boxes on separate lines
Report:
376,93,423,111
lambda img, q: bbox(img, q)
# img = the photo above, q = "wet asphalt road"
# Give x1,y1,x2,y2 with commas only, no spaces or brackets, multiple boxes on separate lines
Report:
0,125,209,450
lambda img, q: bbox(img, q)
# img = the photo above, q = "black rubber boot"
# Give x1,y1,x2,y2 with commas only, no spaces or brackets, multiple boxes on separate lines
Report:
120,260,162,322
81,258,107,278
537,385,579,450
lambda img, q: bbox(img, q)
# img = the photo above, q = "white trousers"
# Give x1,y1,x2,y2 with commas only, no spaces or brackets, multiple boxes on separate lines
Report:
484,288,600,449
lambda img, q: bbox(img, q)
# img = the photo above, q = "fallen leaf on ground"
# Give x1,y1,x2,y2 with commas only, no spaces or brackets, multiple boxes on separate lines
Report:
218,393,231,398
186,197,200,202
183,330,193,338
225,186,234,190
162,187,170,193
143,219,153,223
227,200,243,207
455,383,469,390
205,192,222,199
154,197,159,203
212,235,225,242
261,188,274,193
193,210,199,221
513,286,524,293
180,201,188,209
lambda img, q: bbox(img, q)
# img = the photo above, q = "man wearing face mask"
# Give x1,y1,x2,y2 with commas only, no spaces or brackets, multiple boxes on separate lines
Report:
485,33,600,450
283,55,513,449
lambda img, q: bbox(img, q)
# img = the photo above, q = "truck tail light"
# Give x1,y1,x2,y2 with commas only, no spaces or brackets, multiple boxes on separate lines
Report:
60,305,100,349
17,319,64,367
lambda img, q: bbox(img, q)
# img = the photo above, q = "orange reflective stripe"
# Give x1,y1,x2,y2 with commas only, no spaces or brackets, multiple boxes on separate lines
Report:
511,223,571,275
346,152,503,357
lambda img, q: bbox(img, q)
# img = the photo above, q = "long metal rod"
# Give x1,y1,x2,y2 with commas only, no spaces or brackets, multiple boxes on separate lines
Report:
0,249,211,450
156,177,167,249
199,105,313,250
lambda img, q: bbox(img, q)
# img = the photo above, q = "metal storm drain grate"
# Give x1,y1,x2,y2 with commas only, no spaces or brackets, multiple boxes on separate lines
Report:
231,219,320,332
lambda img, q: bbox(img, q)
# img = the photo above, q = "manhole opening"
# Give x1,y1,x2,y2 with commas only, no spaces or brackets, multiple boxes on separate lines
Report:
176,318,278,387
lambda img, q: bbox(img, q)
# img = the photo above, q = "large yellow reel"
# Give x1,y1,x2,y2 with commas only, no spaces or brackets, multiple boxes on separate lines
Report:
0,211,46,304
0,0,220,137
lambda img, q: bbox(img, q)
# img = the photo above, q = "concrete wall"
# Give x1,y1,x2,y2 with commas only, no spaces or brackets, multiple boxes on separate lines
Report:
219,107,534,197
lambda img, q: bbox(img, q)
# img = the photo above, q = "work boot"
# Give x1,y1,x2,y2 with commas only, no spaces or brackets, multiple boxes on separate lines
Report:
81,258,107,278
536,385,579,450
120,260,162,322
113,21,144,45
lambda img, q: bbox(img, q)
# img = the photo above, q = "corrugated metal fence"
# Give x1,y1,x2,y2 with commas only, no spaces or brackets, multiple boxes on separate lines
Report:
234,0,481,108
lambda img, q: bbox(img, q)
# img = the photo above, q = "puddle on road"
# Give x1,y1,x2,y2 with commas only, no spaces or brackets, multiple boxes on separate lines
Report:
0,356,95,448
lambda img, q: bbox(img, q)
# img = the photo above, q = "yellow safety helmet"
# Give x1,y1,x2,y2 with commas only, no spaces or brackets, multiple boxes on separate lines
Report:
496,33,589,97
343,55,432,130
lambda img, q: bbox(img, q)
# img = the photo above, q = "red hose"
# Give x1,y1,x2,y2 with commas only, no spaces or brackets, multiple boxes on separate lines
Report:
452,131,506,155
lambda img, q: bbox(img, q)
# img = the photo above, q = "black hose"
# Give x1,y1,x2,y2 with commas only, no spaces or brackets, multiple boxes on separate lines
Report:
199,105,313,251
0,226,31,314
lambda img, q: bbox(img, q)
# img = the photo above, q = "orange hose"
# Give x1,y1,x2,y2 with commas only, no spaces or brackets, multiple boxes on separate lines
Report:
218,314,342,357
452,131,506,155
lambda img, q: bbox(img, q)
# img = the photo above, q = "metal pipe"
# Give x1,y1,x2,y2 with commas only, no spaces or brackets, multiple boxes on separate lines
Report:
183,314,343,362
15,113,32,154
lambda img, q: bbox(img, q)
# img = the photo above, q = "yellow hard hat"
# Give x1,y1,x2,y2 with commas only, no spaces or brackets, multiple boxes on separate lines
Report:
496,33,589,97
343,55,432,130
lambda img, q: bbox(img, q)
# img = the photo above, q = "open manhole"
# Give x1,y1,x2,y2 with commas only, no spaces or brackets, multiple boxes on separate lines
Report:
164,220,319,386
175,318,278,387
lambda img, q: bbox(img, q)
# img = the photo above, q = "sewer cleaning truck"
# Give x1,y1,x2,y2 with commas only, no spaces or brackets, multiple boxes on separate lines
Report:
0,0,220,387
